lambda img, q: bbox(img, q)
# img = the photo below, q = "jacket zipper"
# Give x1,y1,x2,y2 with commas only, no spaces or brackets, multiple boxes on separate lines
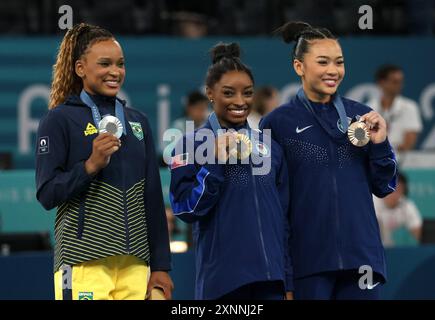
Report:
329,140,343,269
120,151,130,254
77,200,85,239
250,161,271,279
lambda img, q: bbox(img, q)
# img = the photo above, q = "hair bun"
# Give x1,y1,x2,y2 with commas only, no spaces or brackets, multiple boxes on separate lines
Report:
210,42,241,64
275,21,312,43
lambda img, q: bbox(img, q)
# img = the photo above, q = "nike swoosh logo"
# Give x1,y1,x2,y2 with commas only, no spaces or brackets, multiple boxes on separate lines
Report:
367,282,380,290
296,125,313,133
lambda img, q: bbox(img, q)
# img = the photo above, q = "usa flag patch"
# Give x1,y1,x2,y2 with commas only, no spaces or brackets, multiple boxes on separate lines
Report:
171,153,189,170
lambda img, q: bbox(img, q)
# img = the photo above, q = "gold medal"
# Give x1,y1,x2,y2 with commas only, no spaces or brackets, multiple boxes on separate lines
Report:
229,133,252,160
98,115,123,139
348,121,370,147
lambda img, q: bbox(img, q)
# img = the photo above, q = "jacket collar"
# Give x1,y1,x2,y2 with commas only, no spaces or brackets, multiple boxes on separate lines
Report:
64,94,127,107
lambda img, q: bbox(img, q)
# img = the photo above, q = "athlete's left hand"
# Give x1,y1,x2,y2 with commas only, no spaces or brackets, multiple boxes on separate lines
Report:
359,111,387,144
146,271,174,300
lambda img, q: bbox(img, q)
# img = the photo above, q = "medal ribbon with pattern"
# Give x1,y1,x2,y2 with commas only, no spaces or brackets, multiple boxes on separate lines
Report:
296,87,349,140
80,90,127,137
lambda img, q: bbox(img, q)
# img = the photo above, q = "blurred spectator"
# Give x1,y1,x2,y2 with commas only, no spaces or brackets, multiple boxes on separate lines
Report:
248,86,280,129
368,64,422,154
163,91,208,167
0,153,12,170
217,0,275,35
1,0,434,35
406,0,435,35
172,91,209,133
172,11,208,38
374,172,422,247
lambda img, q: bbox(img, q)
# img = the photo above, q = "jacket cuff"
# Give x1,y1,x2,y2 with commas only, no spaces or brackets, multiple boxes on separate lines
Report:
150,261,172,272
78,161,96,183
369,138,394,160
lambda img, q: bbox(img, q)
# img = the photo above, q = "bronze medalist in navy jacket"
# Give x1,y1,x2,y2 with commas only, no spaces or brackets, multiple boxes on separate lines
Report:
261,92,397,283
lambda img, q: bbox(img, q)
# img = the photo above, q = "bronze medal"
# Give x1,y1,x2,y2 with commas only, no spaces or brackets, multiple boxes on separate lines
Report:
348,121,370,147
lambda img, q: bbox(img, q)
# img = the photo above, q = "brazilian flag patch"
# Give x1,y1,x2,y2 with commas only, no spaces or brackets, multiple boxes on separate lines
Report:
129,122,143,141
78,292,94,300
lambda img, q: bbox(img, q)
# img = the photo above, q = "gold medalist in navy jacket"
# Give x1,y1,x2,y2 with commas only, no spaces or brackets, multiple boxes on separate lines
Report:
169,114,292,300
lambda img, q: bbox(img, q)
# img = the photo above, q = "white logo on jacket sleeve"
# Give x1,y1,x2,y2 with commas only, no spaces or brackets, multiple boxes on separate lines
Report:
38,136,49,154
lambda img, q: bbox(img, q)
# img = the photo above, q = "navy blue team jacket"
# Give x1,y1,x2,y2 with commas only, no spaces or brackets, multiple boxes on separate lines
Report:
35,93,171,272
169,119,292,299
261,94,397,282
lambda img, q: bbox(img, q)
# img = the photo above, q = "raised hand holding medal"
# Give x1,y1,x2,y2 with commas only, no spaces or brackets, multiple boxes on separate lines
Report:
84,132,121,175
98,115,124,139
80,90,124,175
358,111,387,145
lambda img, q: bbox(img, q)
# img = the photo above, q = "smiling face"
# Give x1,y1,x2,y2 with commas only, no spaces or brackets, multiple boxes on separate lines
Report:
206,70,254,128
75,39,125,96
293,39,345,103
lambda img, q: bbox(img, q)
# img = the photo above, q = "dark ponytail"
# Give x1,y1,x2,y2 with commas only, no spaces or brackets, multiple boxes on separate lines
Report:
274,21,337,61
206,42,254,88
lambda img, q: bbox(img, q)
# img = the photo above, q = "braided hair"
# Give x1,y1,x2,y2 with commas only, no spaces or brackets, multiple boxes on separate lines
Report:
49,23,113,109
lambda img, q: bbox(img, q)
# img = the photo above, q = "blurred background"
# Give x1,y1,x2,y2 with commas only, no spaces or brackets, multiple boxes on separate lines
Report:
0,0,434,299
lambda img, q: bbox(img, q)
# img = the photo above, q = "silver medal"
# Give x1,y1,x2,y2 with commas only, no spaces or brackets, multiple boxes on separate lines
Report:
98,115,123,139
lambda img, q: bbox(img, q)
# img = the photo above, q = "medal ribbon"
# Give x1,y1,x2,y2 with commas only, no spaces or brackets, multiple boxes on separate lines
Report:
296,87,348,140
208,111,252,136
80,90,127,136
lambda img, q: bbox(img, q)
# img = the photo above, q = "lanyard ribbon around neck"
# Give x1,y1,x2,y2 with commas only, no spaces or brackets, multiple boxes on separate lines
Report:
296,88,348,139
80,90,127,136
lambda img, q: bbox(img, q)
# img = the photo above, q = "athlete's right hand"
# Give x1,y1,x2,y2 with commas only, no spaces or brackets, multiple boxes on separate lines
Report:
214,132,237,163
85,133,121,175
